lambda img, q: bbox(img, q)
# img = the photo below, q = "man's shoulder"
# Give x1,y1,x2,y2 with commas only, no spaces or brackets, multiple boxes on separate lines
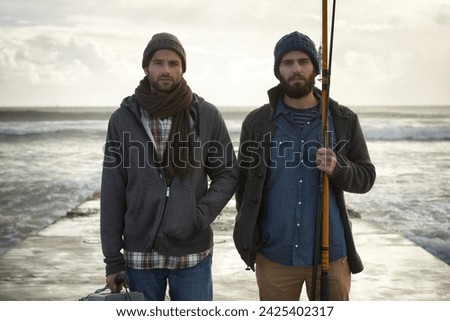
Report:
194,94,229,124
244,104,273,124
329,98,356,118
109,95,139,123
196,96,218,113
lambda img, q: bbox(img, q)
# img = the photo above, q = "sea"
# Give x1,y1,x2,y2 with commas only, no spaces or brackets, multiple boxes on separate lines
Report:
0,104,449,264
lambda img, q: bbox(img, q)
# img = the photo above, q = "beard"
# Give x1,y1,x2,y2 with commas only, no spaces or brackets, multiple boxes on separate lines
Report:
148,74,180,94
279,72,316,99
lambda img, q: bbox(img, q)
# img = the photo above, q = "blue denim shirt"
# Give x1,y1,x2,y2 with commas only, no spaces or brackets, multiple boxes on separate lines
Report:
260,96,347,267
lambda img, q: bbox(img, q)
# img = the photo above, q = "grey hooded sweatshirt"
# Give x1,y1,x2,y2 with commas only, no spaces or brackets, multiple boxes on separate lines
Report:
100,94,238,276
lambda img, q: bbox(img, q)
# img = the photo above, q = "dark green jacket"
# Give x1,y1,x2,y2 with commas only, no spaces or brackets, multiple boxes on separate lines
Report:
233,86,376,273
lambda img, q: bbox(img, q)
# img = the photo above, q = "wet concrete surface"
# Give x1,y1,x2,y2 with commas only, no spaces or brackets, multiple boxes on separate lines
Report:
0,198,448,301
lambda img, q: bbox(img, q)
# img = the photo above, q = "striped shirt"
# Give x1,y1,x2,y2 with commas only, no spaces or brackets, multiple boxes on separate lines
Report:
286,104,320,129
123,108,211,270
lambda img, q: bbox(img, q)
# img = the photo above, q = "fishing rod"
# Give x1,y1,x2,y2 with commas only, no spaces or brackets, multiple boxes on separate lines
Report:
312,0,337,301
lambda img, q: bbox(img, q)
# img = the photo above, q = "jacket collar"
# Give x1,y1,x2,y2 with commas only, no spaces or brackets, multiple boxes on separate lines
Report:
267,85,324,119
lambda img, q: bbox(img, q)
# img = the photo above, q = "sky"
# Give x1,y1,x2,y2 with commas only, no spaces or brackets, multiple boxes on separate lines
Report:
0,0,449,108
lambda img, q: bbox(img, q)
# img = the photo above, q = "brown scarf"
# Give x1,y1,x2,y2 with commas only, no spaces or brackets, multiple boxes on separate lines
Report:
135,76,194,181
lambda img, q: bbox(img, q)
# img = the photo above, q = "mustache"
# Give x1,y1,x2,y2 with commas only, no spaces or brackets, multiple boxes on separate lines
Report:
158,73,173,81
158,77,174,81
287,73,307,82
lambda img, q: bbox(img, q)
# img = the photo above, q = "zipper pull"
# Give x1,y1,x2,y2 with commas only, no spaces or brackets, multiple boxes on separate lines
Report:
166,186,170,197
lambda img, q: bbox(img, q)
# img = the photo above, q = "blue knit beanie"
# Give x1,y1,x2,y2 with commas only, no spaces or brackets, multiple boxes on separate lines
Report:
273,31,320,78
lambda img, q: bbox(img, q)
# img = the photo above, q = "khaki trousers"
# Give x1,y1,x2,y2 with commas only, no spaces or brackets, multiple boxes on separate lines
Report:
255,252,351,301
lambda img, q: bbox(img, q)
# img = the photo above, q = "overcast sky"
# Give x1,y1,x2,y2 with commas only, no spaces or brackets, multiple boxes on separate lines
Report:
1,0,449,107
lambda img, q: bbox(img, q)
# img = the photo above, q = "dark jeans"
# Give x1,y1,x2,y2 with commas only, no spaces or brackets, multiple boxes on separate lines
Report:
127,254,213,301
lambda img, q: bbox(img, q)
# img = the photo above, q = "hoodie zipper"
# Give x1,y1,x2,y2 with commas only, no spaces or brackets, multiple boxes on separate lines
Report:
151,185,170,250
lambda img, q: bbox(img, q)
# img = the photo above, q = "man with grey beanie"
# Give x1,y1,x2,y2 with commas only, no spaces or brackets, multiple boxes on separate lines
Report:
100,32,238,300
233,31,375,300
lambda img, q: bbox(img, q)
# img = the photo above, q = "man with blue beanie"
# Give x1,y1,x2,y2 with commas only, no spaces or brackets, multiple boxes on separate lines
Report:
233,31,375,300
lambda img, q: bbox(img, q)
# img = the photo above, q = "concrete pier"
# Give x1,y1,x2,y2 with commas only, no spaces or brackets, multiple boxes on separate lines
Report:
0,197,448,301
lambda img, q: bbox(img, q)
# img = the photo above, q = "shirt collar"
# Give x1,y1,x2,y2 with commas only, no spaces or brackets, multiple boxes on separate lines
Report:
272,90,323,121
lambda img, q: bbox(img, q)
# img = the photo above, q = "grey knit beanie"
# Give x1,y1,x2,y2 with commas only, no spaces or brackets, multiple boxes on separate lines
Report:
142,33,186,72
273,31,320,78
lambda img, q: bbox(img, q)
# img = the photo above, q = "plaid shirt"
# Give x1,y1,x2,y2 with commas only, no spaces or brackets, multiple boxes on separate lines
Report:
128,108,211,270
124,248,212,270
140,109,172,158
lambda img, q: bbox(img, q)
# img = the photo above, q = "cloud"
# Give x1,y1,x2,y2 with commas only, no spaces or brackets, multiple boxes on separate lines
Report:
0,9,143,106
0,0,449,106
